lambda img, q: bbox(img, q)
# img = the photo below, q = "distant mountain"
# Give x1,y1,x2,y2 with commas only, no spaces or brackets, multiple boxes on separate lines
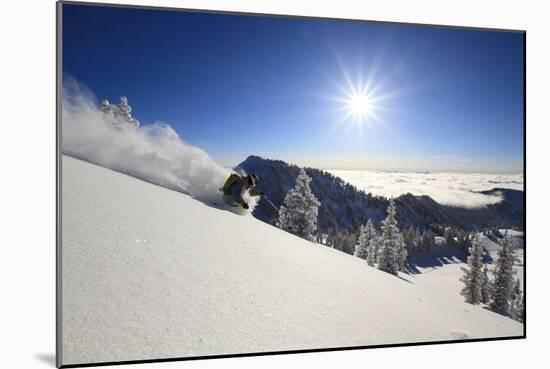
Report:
237,156,524,235
438,188,524,231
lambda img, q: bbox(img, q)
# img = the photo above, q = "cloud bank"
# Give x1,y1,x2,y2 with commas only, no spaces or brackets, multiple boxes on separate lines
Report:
62,76,257,210
328,170,523,208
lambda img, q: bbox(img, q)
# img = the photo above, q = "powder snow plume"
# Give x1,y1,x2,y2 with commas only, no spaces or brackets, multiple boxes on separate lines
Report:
62,76,257,210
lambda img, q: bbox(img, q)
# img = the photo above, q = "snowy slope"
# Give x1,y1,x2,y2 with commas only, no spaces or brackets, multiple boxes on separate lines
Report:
61,155,523,366
411,263,470,301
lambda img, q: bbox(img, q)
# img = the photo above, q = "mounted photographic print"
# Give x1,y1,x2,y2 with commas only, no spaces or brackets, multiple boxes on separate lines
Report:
57,1,525,367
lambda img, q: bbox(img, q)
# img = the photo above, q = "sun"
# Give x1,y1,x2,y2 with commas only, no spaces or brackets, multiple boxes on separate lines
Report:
338,84,382,127
348,93,374,119
321,54,408,131
323,73,388,130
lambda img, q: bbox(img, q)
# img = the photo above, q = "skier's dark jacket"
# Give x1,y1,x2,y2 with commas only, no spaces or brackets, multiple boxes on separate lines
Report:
221,174,262,207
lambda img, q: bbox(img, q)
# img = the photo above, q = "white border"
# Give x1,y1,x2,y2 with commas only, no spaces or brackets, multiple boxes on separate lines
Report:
1,0,547,368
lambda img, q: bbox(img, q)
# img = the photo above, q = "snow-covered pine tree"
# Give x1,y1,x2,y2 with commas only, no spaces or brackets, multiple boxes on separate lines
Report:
511,291,524,323
460,235,484,304
480,264,492,304
332,230,355,254
397,231,408,271
354,225,366,258
444,227,456,247
422,230,434,253
509,279,523,322
510,278,521,304
316,233,324,245
278,168,321,242
354,219,372,259
403,226,417,256
462,232,473,255
326,227,335,247
377,199,403,275
514,295,524,323
366,225,379,267
414,228,422,252
355,220,376,260
343,231,356,255
489,234,517,315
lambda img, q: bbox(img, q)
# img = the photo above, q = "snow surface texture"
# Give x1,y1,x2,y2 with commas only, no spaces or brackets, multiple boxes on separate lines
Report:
328,170,523,208
61,156,522,366
62,76,256,210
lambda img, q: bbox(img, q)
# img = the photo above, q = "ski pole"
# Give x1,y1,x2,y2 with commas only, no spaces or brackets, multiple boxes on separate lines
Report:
263,194,279,212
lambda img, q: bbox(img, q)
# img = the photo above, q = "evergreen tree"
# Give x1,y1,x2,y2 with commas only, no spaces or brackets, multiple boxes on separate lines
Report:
480,264,492,304
397,230,408,271
489,235,518,315
326,227,335,247
460,235,485,304
510,278,521,304
316,233,323,245
278,168,321,242
445,227,455,247
353,225,364,256
455,230,464,247
403,226,416,255
515,296,524,323
366,225,380,267
511,293,524,323
355,219,376,260
342,231,356,255
509,279,523,322
414,228,422,252
423,230,434,253
463,233,473,255
332,232,344,251
377,199,403,275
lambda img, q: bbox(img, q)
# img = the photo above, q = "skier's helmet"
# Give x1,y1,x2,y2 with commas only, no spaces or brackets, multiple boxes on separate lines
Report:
248,173,260,187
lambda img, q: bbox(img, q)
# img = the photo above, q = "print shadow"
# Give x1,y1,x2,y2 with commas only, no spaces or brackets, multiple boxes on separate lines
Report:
34,353,56,366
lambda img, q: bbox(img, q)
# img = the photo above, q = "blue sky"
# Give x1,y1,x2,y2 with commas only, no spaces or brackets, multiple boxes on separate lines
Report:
62,4,524,173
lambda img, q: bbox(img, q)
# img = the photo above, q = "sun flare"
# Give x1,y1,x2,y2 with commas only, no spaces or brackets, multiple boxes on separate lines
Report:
348,93,374,118
322,54,407,131
325,75,390,130
338,85,382,128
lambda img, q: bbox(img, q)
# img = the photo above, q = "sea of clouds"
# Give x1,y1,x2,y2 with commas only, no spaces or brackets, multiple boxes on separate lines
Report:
62,76,257,209
328,169,523,208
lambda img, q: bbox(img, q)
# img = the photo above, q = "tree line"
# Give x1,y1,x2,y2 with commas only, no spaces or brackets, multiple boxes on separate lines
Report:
461,234,524,322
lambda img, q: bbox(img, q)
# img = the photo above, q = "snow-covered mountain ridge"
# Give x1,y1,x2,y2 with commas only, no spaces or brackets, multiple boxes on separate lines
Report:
238,155,524,234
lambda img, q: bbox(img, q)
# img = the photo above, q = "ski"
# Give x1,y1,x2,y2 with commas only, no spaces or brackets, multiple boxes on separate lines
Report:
212,202,240,208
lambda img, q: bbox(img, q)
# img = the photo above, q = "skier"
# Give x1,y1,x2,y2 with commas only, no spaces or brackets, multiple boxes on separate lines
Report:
220,173,263,209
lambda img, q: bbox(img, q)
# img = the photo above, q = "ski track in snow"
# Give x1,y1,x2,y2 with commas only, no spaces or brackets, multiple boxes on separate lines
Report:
61,156,523,366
